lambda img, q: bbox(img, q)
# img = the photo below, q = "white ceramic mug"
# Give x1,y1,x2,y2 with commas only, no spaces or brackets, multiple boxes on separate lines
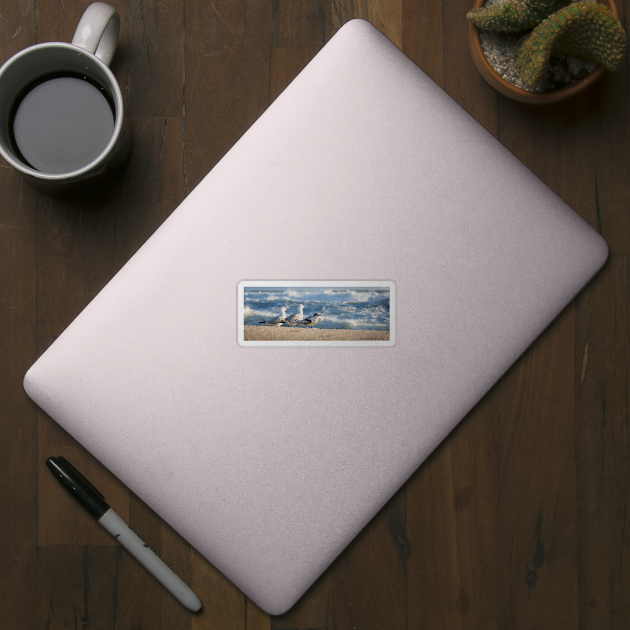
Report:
0,2,131,197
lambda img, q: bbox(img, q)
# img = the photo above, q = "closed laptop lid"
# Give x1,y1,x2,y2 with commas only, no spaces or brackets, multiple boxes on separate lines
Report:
24,19,607,614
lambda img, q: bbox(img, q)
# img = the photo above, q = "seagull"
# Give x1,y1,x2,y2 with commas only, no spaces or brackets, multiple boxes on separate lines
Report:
259,306,289,327
283,304,305,327
299,312,323,328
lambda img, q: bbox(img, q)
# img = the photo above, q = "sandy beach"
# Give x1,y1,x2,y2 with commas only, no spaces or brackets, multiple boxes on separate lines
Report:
244,326,390,341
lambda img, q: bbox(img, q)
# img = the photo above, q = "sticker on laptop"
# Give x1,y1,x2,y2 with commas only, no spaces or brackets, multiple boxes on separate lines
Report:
238,281,394,346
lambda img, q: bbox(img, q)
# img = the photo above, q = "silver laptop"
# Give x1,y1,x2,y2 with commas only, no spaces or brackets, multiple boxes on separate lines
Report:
23,19,608,614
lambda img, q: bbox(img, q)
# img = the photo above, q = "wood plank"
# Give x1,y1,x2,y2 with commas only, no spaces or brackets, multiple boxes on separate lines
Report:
0,4,39,629
184,0,272,192
331,0,402,48
443,0,497,132
497,96,598,221
407,391,499,629
247,599,272,630
190,548,249,630
270,47,321,103
497,305,578,628
112,116,185,271
492,35,627,627
0,0,36,55
331,486,407,630
582,72,630,254
159,117,187,221
575,256,630,629
494,62,630,257
36,545,118,630
271,0,331,46
33,187,121,354
36,0,120,44
271,573,332,629
402,0,444,88
0,144,38,630
575,0,629,254
112,538,194,629
493,74,619,630
126,0,184,117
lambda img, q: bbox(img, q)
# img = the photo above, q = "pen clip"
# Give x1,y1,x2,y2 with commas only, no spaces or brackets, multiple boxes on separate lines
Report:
54,456,106,501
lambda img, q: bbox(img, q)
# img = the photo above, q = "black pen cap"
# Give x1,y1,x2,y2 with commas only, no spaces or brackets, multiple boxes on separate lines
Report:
46,456,110,519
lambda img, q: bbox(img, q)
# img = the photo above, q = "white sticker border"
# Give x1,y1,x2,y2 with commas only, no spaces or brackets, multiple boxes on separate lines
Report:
238,280,395,347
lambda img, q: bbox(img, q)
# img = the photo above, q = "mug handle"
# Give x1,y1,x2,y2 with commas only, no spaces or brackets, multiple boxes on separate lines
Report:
71,2,120,67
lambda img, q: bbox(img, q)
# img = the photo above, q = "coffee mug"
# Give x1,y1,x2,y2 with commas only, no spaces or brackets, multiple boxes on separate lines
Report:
0,2,132,197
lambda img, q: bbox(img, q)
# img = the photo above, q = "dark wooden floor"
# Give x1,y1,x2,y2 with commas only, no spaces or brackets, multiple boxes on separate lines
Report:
1,0,629,628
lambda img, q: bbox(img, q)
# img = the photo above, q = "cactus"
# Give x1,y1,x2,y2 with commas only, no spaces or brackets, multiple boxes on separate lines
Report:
467,0,568,33
516,1,627,85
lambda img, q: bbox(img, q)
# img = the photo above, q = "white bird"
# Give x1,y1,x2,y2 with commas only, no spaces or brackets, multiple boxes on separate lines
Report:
283,304,304,327
259,306,288,327
298,312,323,328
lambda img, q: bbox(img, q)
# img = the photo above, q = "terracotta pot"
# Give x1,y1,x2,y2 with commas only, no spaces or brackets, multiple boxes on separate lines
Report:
468,0,619,103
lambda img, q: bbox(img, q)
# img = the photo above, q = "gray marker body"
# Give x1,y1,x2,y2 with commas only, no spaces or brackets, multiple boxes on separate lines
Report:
99,508,202,612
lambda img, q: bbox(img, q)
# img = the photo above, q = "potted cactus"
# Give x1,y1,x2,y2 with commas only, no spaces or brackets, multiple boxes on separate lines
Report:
467,0,627,102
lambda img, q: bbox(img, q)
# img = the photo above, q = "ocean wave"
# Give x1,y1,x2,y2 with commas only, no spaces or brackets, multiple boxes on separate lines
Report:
313,313,389,330
283,289,387,304
243,287,390,330
244,309,298,326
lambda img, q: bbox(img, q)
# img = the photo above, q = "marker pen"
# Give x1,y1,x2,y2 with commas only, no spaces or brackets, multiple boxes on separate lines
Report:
46,456,202,613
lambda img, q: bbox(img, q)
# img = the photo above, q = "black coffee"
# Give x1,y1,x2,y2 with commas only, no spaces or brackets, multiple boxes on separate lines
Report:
10,73,115,174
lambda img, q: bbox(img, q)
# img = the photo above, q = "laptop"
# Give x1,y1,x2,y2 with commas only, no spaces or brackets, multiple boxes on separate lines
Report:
23,19,608,614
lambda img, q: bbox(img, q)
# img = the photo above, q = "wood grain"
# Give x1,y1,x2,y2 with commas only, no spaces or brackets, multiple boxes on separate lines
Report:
271,0,331,46
184,0,272,191
190,548,248,630
36,545,119,630
576,256,630,630
126,0,184,117
443,0,497,132
497,96,598,226
403,0,444,87
272,573,332,629
331,486,408,630
112,116,185,270
0,159,38,630
582,73,630,254
270,46,321,103
0,4,39,630
497,305,579,629
407,391,498,629
332,0,402,48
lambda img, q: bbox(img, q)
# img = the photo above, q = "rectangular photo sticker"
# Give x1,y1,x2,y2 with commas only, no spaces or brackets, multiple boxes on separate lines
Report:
238,281,395,347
